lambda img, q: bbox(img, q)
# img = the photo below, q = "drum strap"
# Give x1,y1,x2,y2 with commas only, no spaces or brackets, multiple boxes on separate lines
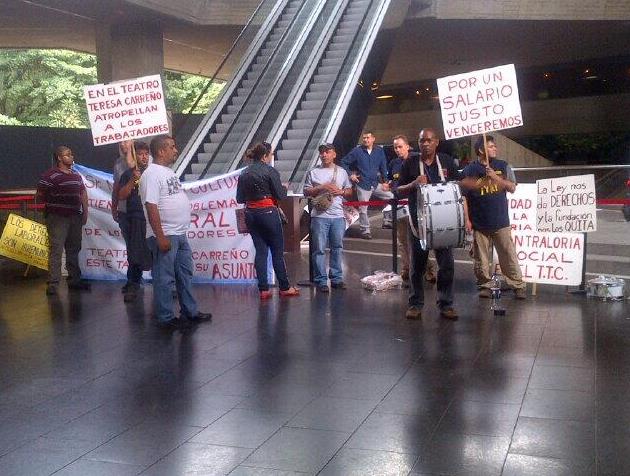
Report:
419,155,445,182
409,155,445,239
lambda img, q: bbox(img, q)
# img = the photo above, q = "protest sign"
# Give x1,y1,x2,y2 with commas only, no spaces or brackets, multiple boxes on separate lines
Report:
74,164,263,283
437,64,523,139
84,74,169,146
0,214,48,270
509,184,583,285
536,174,597,233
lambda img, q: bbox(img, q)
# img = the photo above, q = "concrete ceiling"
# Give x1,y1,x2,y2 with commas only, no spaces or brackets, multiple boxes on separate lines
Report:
1,0,629,80
381,18,630,86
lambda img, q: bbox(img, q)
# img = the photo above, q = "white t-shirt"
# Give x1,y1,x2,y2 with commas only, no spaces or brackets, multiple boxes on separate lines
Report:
304,165,351,219
139,163,190,238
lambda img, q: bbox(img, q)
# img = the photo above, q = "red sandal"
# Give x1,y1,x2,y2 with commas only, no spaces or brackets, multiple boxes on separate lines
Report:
279,287,300,297
259,290,272,300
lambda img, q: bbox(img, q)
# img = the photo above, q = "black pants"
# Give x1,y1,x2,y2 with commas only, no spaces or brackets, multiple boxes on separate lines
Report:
408,227,454,310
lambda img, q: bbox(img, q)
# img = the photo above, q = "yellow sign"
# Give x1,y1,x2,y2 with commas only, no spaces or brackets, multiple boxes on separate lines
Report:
0,214,49,270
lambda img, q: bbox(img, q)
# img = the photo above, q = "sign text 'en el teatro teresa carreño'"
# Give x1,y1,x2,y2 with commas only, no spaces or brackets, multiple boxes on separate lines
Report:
84,74,169,146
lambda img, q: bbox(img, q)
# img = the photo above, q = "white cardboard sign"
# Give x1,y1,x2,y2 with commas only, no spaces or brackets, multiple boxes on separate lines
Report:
437,64,523,139
509,184,584,285
536,174,597,233
84,74,169,146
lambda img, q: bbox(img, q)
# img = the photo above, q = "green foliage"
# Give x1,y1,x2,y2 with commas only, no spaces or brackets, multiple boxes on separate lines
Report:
0,113,22,125
0,49,96,127
0,49,224,128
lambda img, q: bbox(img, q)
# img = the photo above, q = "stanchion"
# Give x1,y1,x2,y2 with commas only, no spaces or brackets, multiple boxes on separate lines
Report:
391,198,398,273
297,199,314,287
569,232,588,295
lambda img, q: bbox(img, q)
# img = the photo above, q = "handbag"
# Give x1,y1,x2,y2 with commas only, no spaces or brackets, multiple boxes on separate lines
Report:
311,166,338,212
235,208,248,234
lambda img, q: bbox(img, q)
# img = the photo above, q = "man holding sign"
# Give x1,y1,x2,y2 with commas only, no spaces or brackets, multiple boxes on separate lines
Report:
460,136,526,299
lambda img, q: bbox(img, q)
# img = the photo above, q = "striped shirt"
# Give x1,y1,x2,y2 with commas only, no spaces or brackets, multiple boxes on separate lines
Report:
37,167,85,216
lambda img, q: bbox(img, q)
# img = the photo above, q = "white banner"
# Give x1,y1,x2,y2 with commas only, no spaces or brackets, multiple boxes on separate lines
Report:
509,184,584,285
437,64,523,140
83,74,170,146
536,174,597,233
75,164,259,283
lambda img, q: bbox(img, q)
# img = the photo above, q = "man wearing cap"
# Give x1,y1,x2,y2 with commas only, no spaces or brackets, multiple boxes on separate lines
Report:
341,131,393,239
304,144,353,292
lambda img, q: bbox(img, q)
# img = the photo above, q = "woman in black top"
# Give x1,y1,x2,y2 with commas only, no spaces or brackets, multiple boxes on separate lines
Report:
236,142,299,299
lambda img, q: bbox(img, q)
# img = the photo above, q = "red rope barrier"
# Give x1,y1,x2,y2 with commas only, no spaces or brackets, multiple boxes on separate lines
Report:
597,198,630,205
0,195,36,203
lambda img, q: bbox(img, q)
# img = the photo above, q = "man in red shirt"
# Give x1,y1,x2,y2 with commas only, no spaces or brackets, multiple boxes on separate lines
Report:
37,146,90,296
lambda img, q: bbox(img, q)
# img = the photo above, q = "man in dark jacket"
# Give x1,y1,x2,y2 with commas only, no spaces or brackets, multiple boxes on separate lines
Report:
396,129,465,320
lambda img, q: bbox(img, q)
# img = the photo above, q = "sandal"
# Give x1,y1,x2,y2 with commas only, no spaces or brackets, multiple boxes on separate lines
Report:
260,290,272,300
279,286,300,297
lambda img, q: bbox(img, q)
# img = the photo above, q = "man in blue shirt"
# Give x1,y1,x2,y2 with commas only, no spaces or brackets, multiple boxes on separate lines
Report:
341,131,393,239
460,135,526,300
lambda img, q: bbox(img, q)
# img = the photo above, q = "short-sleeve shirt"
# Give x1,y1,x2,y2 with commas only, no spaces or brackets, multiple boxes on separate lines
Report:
397,153,459,228
37,167,85,217
461,158,512,231
139,163,190,238
304,165,352,219
119,169,145,219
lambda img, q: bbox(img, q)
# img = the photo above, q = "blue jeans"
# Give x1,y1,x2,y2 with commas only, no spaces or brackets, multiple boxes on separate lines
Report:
408,227,454,309
245,207,290,291
147,235,197,323
311,217,345,286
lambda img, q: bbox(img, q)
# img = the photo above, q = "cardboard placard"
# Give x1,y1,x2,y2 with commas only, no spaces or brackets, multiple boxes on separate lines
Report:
0,214,48,270
536,174,597,233
509,184,584,285
84,74,169,146
437,64,523,139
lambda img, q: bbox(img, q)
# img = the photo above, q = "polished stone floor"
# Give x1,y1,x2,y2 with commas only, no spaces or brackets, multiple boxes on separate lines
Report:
0,251,628,476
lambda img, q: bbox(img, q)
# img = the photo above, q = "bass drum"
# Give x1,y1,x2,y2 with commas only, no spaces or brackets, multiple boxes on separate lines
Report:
416,182,465,250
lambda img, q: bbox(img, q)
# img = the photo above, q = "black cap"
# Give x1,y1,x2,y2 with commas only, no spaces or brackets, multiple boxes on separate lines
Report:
318,143,335,153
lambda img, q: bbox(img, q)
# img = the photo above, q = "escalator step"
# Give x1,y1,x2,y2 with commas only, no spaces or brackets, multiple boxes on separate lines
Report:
305,91,327,101
286,129,311,140
291,118,317,129
301,99,326,110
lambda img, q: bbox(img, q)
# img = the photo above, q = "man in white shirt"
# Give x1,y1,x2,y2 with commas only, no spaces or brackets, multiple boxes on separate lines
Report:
139,136,211,330
304,143,353,292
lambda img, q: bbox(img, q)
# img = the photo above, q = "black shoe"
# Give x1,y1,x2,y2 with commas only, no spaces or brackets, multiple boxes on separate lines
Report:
318,285,330,293
157,319,185,331
361,233,372,240
187,312,212,323
123,291,137,303
121,282,130,294
68,281,91,291
46,284,58,296
330,282,346,289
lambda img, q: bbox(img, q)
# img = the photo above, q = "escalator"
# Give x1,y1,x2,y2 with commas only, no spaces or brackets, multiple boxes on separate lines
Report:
175,0,392,191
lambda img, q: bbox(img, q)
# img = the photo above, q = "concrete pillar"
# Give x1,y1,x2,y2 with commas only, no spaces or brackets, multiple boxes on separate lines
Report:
96,21,164,83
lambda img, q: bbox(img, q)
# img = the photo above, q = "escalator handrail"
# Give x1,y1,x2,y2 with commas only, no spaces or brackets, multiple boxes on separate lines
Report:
195,0,325,179
173,0,271,140
284,0,391,187
174,0,291,177
265,0,352,153
291,0,392,189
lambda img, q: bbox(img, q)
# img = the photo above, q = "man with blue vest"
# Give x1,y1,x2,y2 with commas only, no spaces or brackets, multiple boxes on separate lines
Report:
341,131,393,239
460,135,527,300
